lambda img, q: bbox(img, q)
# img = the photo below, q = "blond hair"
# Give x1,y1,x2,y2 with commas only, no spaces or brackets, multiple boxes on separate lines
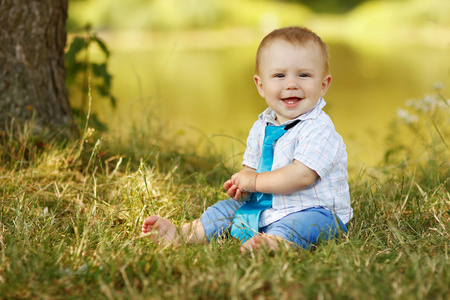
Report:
255,26,330,75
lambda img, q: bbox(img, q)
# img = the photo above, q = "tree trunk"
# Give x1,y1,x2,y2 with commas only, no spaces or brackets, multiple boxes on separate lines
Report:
0,0,73,134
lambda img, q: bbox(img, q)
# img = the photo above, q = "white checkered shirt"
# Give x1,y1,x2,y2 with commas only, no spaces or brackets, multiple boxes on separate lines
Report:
242,98,353,226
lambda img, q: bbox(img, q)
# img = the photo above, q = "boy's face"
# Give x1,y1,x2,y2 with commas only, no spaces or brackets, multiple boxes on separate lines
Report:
254,39,332,124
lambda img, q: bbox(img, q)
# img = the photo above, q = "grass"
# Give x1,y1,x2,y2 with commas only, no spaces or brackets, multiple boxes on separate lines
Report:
1,101,449,299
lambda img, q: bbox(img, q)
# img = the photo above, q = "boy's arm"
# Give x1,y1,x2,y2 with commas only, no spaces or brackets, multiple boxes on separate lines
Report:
256,160,318,194
232,160,318,195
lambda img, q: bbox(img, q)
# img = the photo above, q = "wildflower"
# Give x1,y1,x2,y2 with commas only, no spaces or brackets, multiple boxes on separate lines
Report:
433,82,444,91
396,108,418,124
405,99,415,107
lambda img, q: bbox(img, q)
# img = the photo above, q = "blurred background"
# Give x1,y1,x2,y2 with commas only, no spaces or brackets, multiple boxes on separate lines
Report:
66,0,449,174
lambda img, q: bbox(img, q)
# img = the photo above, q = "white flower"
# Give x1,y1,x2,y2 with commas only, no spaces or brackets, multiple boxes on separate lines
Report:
406,115,418,124
397,108,409,119
396,108,418,124
405,99,415,107
433,82,444,91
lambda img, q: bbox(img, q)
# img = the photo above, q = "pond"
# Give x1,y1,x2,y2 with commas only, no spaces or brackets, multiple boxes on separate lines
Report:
85,30,449,173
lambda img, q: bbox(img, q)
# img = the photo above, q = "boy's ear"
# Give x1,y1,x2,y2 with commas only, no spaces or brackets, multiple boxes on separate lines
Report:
320,74,332,96
253,75,265,98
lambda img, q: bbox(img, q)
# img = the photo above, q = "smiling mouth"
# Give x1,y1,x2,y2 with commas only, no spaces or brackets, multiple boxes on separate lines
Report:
282,97,301,106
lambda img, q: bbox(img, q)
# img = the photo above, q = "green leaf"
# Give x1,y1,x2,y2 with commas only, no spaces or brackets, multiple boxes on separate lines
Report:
109,95,117,108
65,37,88,64
92,34,110,58
95,85,108,97
91,63,113,88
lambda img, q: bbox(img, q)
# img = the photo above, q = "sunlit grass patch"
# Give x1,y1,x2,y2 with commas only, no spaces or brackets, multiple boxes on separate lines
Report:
1,89,450,298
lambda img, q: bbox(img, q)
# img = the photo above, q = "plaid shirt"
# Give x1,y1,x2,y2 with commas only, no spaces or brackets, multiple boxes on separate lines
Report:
242,98,353,226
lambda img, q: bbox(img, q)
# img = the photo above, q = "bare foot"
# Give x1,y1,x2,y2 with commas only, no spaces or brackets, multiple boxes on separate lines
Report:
240,234,291,254
141,215,179,245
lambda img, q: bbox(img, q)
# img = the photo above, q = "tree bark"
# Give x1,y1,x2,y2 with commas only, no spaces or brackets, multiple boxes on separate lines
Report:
0,0,73,134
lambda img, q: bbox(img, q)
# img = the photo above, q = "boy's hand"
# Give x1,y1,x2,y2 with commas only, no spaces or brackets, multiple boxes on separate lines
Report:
224,179,239,200
223,179,250,201
223,166,257,201
231,169,258,193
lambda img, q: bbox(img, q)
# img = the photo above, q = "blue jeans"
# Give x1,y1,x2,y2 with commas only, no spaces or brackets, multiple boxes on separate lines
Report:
199,198,347,249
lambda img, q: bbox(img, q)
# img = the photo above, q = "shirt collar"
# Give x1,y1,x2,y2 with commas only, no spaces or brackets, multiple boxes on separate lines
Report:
258,97,326,126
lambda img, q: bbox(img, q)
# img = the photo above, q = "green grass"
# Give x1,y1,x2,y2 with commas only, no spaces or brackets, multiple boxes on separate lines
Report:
1,106,449,299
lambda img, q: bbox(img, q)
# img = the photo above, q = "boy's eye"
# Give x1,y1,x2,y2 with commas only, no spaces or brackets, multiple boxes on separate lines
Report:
274,74,285,78
299,73,310,77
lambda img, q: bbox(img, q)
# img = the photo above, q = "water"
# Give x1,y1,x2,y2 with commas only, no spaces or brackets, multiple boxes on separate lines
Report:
87,31,449,172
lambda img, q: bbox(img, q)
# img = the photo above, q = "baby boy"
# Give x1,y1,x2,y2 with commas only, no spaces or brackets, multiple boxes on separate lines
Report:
142,26,353,253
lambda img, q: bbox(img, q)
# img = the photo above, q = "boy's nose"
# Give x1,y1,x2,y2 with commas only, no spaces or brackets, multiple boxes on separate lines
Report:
286,79,299,89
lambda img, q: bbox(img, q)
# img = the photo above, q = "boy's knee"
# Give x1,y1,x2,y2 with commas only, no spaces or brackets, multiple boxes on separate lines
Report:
199,199,241,241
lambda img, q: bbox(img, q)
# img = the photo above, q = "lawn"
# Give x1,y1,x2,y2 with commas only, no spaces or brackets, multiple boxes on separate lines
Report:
1,91,449,299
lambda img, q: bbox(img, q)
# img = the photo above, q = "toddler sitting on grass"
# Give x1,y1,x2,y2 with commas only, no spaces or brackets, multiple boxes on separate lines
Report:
142,26,353,253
